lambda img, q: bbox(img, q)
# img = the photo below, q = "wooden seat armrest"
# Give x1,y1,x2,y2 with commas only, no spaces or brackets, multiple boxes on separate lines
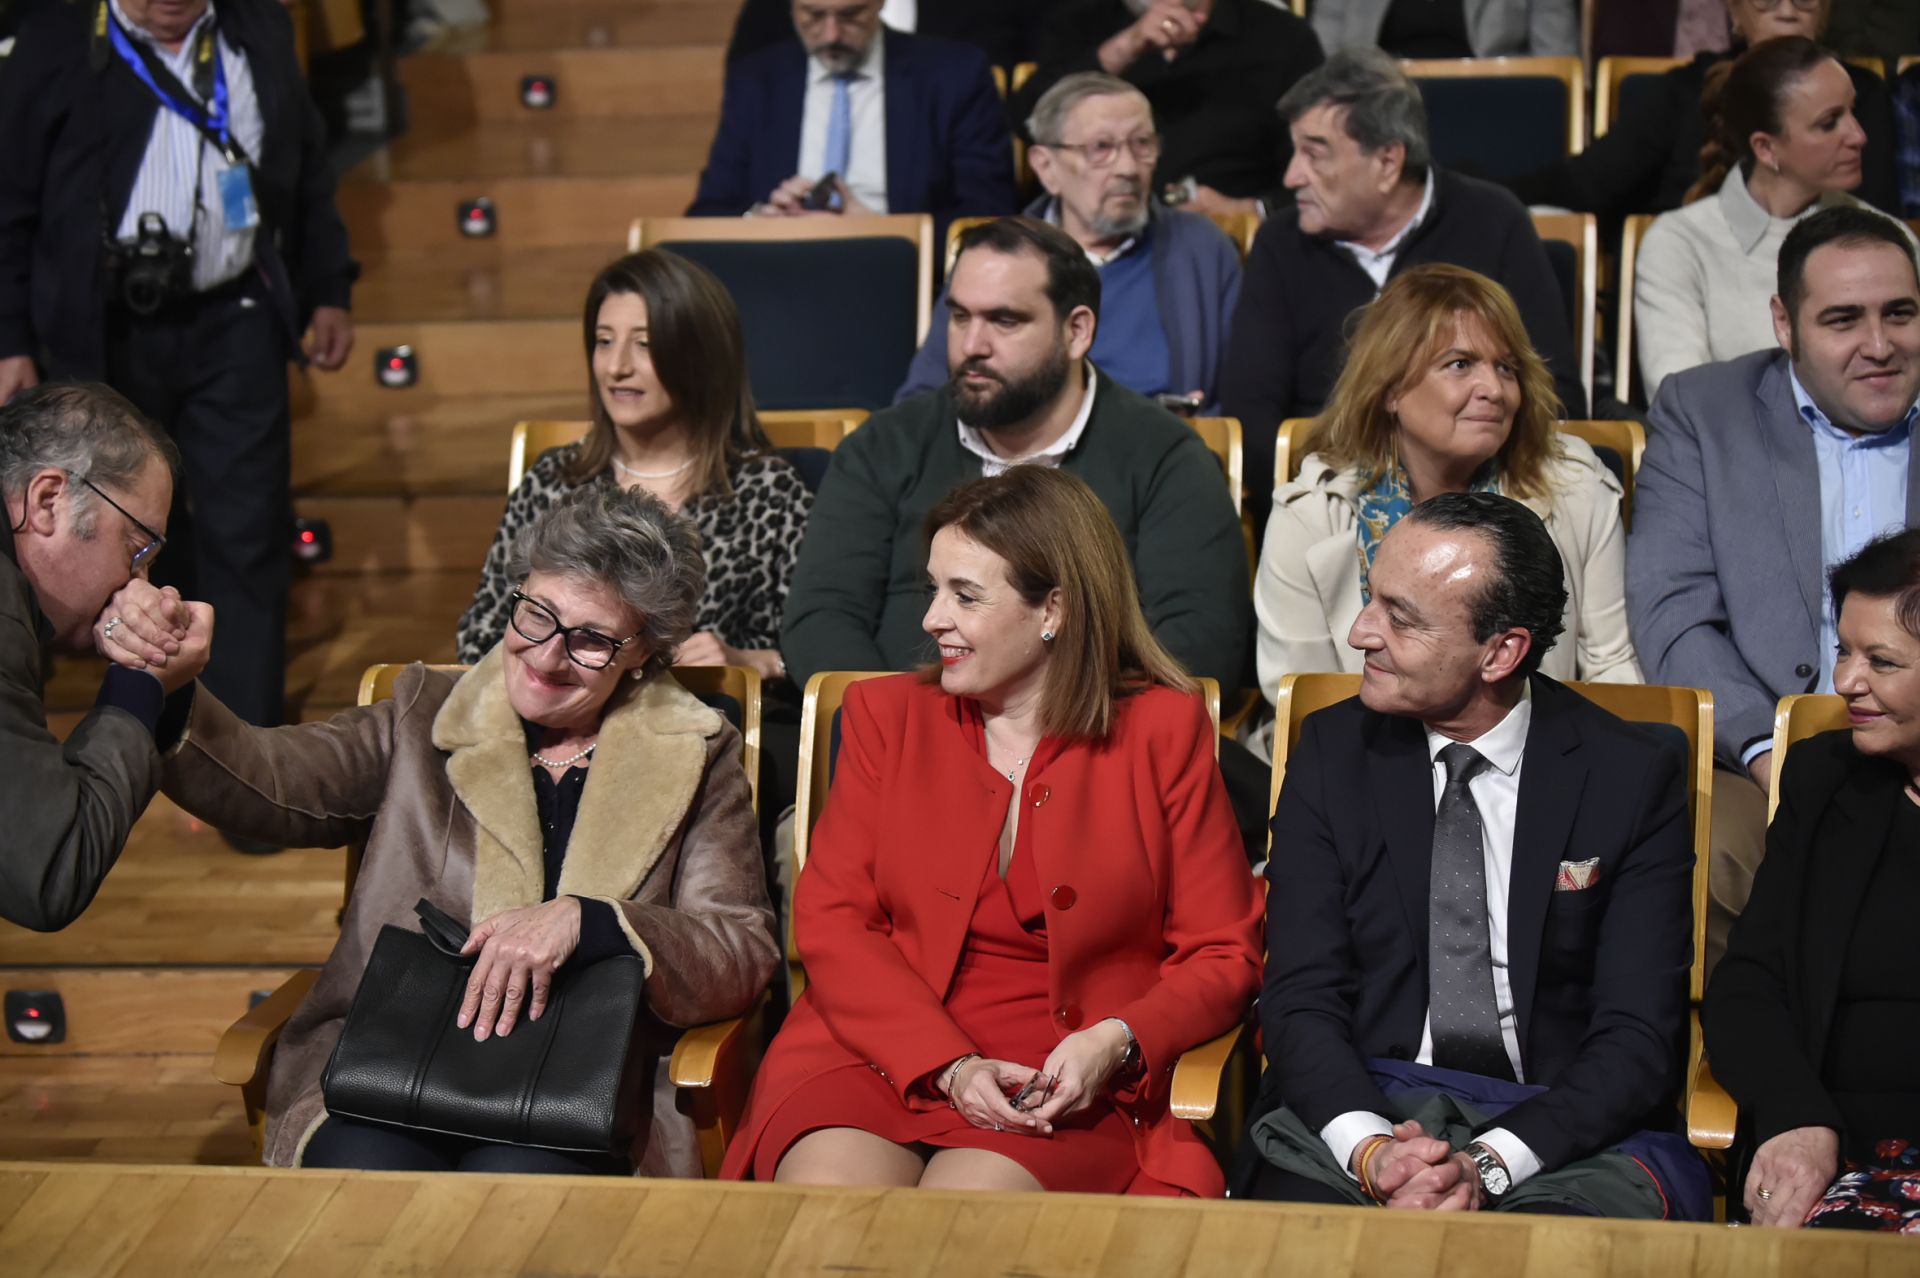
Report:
1170,1023,1245,1122
1688,1053,1737,1150
213,969,319,1087
669,1014,750,1090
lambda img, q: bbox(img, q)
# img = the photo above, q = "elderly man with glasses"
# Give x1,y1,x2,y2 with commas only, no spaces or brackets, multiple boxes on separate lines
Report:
689,0,1017,237
0,382,214,931
896,73,1242,413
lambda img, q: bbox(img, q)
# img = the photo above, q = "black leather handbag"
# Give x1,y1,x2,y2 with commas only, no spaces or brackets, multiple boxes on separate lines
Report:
320,899,652,1154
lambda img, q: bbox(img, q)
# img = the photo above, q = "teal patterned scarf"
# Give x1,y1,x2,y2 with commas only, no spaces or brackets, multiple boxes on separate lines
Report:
1354,462,1501,603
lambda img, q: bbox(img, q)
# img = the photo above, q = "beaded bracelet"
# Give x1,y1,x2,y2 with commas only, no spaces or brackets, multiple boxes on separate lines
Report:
943,1053,981,1107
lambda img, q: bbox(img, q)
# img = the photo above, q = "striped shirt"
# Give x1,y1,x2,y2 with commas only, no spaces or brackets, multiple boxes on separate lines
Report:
110,0,264,291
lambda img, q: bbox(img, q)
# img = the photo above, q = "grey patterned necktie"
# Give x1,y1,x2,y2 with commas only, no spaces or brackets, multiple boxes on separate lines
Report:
1428,742,1515,1081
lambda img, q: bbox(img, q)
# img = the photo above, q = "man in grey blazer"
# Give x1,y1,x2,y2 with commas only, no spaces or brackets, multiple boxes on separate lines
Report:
1312,0,1577,57
1628,207,1920,974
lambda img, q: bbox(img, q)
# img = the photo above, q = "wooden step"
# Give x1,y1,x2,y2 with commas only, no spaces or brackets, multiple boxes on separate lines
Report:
291,497,501,576
338,177,684,255
350,247,616,324
293,391,577,494
400,47,724,124
0,969,309,1056
294,320,578,413
353,115,715,182
0,1054,253,1163
450,1,736,51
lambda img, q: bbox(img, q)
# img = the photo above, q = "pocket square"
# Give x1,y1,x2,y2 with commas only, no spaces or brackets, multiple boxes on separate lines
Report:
1555,858,1601,892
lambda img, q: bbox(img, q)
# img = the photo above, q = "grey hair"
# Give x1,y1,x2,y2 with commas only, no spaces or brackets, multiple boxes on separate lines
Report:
506,485,707,675
1025,71,1152,146
0,382,177,538
1276,47,1431,182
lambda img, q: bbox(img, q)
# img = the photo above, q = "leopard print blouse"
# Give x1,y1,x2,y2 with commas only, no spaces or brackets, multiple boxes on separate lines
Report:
455,445,813,665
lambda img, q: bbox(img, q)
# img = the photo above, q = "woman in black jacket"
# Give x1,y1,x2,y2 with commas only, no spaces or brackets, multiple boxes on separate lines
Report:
1503,0,1899,224
1705,527,1920,1230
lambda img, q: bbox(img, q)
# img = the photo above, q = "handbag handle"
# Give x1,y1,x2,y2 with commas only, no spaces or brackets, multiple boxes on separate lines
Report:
415,898,473,958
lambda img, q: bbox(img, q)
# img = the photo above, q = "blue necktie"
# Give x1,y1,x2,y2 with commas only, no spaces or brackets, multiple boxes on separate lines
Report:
823,72,853,210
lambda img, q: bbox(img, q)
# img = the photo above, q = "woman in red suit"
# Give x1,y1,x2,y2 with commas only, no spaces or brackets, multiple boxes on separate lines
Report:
721,465,1263,1195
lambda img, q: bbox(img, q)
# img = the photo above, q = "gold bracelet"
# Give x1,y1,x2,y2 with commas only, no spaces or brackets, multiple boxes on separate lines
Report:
1357,1135,1390,1203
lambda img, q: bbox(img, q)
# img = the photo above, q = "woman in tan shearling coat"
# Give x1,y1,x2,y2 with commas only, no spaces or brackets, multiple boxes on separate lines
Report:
163,487,778,1175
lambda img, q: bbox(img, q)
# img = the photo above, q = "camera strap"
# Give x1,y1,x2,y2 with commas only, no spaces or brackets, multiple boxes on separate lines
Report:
99,3,250,169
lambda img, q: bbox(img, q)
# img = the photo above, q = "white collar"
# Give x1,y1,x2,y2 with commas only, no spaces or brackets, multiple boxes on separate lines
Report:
809,26,883,84
956,364,1099,475
1423,680,1532,778
1044,198,1143,267
1337,171,1435,266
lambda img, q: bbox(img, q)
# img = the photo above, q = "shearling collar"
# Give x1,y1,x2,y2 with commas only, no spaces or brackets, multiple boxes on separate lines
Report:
432,647,725,923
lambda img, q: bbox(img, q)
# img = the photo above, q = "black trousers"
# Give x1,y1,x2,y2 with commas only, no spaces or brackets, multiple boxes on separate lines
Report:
102,277,291,727
304,1115,631,1176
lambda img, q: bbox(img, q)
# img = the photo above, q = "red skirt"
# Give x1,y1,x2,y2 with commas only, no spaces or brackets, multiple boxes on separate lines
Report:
751,845,1137,1191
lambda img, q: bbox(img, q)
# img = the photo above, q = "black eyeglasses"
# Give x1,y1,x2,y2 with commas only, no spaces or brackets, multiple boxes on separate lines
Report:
76,474,165,573
508,591,638,670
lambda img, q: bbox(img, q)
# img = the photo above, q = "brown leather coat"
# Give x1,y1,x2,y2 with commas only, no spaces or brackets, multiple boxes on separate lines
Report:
162,652,779,1174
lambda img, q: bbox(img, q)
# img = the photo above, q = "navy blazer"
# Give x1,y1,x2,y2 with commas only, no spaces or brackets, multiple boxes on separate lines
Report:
1253,676,1694,1177
687,30,1018,234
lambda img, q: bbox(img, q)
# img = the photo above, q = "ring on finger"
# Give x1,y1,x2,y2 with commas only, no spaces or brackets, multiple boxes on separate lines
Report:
103,616,122,642
1161,17,1175,31
1756,1186,1773,1201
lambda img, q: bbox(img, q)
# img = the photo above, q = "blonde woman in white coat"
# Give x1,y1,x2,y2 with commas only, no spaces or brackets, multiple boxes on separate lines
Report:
1254,265,1640,748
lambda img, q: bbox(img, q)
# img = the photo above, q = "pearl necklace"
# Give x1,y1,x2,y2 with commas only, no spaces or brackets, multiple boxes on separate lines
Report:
531,743,596,769
611,454,694,481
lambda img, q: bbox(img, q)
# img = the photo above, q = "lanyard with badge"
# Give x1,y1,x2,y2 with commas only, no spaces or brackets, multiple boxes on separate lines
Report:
99,1,258,233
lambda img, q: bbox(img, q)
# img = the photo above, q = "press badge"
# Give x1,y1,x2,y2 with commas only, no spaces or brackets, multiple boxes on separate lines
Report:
217,164,259,230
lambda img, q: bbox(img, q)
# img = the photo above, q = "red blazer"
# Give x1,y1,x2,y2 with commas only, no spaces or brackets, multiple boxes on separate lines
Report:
721,674,1262,1195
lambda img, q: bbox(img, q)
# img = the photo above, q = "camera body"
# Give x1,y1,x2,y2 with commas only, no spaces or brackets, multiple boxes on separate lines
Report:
105,212,195,316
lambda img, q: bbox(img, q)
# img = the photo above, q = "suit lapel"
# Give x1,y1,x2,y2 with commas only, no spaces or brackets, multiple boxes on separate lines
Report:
1506,679,1585,1044
1369,712,1436,954
909,696,1001,993
1754,357,1825,641
772,47,807,184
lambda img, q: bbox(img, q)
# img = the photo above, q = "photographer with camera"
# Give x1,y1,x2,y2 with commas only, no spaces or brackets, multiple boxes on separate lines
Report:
0,0,356,780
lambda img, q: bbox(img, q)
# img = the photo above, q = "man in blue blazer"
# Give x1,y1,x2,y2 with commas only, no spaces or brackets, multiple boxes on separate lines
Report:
1241,493,1699,1218
688,1,1018,235
1627,206,1920,975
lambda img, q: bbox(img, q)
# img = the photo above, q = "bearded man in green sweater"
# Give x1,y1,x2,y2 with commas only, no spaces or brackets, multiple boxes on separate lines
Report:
781,216,1249,696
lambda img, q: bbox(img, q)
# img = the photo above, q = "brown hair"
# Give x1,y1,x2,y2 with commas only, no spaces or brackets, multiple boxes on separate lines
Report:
920,466,1194,740
567,250,771,494
1300,264,1563,500
1687,36,1835,205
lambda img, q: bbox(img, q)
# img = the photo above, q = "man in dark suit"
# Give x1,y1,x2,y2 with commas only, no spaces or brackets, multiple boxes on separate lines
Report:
1243,492,1698,1218
1218,49,1586,528
0,383,213,931
725,0,1043,70
0,0,357,752
689,0,1018,234
1628,205,1920,975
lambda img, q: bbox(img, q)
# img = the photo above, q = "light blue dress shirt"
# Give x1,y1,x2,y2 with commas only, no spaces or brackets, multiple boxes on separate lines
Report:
1790,367,1914,696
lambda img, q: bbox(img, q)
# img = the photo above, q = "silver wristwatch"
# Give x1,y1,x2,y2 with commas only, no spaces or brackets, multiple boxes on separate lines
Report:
1464,1141,1511,1201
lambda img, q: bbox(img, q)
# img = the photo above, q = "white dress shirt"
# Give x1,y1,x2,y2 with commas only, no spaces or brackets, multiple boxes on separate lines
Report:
878,0,916,30
795,28,889,212
1335,172,1434,291
111,0,265,291
1319,685,1546,1190
957,365,1097,476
